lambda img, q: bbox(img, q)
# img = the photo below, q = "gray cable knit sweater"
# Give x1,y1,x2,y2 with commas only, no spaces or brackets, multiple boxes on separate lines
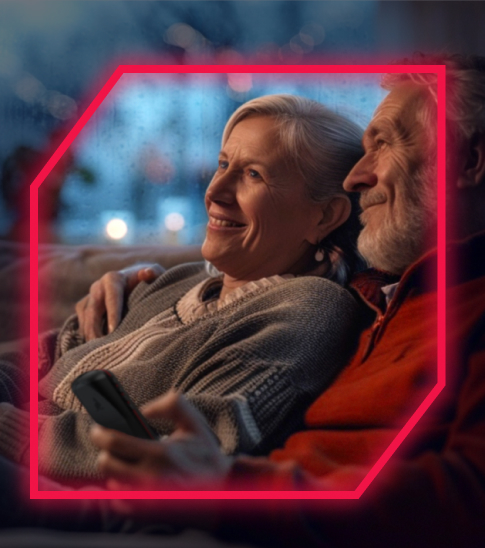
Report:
0,262,361,482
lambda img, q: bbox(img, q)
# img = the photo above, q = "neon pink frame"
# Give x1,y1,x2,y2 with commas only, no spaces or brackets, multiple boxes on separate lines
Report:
30,64,447,500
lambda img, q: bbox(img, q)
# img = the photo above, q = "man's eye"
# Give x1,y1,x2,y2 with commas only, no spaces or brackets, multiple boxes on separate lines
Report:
218,161,228,170
248,169,261,178
375,139,387,149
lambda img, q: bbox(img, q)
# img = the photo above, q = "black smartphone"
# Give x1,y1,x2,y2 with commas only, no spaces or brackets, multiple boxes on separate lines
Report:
71,369,157,440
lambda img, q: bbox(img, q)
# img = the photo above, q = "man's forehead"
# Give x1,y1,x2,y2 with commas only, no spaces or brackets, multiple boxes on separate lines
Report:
366,84,429,135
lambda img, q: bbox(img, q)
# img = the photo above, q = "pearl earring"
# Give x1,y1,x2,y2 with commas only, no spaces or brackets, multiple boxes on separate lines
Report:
315,248,324,262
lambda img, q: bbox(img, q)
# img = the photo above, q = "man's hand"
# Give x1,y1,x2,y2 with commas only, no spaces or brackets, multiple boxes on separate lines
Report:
90,391,233,492
75,263,164,341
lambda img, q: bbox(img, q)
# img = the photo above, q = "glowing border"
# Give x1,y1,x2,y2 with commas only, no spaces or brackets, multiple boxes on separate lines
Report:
30,64,446,500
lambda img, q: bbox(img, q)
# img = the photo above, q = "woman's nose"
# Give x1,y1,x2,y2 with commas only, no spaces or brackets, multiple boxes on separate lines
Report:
343,155,378,193
205,170,237,205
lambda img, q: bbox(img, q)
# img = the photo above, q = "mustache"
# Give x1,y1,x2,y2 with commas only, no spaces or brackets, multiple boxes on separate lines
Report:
359,191,387,210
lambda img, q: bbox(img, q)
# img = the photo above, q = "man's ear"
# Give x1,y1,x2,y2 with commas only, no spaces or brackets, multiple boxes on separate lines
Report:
457,132,485,189
309,195,351,244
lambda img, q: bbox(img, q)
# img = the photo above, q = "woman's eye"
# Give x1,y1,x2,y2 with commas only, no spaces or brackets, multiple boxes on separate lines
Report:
248,169,261,179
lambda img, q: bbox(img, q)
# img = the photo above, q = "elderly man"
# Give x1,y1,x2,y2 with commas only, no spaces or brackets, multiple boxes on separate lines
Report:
1,54,484,548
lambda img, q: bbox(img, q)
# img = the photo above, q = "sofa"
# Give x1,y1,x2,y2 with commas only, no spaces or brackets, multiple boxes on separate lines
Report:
0,241,203,343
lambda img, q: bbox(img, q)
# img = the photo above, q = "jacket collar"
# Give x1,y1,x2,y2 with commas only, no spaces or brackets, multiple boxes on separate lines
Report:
349,269,401,314
349,230,485,314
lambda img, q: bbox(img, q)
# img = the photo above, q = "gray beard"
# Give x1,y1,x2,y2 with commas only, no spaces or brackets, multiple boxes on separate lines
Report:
357,212,429,274
358,164,437,275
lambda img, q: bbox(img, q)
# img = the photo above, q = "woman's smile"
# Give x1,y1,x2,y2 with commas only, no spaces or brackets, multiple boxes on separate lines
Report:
208,214,247,230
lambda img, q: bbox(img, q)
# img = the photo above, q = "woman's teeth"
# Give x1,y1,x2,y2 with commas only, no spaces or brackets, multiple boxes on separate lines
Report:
210,217,243,227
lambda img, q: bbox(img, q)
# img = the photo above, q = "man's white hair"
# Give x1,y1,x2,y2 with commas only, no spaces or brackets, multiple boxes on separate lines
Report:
382,54,485,145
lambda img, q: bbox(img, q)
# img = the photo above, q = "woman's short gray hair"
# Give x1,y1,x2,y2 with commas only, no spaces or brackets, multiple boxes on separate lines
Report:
215,94,365,285
223,94,363,202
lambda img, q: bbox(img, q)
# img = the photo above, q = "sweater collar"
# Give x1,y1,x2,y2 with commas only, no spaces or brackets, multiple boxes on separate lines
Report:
176,274,293,324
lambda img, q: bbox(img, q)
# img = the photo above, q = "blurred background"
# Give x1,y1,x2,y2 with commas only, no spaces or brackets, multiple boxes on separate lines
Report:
1,0,484,247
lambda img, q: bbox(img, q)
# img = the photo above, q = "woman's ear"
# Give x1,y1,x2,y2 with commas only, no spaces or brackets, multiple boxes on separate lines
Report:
457,133,485,189
309,195,351,245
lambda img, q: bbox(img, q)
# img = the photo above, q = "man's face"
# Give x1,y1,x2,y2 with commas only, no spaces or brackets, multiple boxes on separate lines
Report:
343,83,437,275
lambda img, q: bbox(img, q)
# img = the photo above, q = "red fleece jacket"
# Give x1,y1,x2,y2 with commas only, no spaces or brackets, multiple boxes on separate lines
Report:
219,232,485,548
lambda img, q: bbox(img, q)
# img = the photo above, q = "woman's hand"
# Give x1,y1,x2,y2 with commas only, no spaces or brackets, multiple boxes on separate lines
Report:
90,391,233,492
75,263,164,341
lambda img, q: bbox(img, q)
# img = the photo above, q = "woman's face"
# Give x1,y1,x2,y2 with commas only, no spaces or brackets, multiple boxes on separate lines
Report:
202,115,329,281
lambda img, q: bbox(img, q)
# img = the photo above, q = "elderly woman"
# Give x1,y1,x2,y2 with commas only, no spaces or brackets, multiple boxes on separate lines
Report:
0,94,364,483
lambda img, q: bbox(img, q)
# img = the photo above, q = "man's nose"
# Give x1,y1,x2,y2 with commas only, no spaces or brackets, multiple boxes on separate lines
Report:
343,155,378,193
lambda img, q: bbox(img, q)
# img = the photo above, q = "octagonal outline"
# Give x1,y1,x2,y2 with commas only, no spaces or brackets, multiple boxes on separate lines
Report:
30,63,447,500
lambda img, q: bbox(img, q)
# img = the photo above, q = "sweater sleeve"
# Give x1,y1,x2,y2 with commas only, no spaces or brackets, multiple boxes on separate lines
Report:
0,340,30,405
37,407,103,481
0,330,102,480
0,403,31,464
0,330,59,406
177,279,361,456
0,402,98,481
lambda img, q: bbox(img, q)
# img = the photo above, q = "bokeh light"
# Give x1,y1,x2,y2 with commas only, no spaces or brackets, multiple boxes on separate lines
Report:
106,218,128,240
227,73,253,93
164,212,185,232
